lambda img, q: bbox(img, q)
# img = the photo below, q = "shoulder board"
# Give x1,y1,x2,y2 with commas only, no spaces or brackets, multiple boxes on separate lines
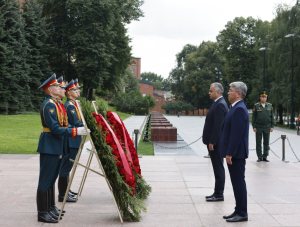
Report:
267,102,272,105
49,99,55,103
69,100,75,105
255,102,260,105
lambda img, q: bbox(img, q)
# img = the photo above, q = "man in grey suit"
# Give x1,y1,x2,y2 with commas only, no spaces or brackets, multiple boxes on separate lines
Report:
202,83,228,202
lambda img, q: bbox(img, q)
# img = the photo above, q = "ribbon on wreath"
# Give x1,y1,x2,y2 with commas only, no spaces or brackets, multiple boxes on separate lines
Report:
107,111,141,176
111,113,133,161
96,113,134,184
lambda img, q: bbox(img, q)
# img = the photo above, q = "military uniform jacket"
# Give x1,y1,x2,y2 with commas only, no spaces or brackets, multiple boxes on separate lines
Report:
65,99,83,148
252,102,275,128
37,95,77,155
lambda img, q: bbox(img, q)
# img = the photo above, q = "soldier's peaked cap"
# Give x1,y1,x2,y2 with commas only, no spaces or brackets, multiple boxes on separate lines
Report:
38,73,60,90
65,80,77,92
57,76,66,88
74,78,81,88
259,91,268,97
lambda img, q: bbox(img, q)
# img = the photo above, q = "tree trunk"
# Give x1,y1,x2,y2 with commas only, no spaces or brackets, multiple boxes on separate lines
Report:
88,87,93,100
83,79,87,98
279,104,283,124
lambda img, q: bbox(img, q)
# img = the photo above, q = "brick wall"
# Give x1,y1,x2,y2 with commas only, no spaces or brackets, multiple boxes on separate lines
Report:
150,94,166,114
139,82,154,95
129,58,141,79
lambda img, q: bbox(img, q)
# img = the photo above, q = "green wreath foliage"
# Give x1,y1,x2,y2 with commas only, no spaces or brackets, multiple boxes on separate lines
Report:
81,99,146,221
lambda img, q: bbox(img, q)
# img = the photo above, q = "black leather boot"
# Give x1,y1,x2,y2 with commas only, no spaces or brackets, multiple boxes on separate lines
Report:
37,190,57,223
48,189,62,220
58,176,76,202
50,187,64,217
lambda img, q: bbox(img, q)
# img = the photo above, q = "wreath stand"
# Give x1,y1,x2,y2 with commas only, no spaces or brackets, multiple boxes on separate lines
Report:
58,100,123,223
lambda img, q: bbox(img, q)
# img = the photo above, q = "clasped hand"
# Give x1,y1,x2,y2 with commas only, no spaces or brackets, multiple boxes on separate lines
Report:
226,155,232,165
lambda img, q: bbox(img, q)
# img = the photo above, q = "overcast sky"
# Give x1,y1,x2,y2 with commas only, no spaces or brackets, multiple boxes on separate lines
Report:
127,0,296,78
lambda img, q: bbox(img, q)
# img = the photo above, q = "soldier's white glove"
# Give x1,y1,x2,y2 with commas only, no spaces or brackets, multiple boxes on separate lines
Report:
77,127,90,135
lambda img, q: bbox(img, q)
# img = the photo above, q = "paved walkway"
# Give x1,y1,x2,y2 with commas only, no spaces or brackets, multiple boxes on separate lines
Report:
1,116,300,226
164,116,300,163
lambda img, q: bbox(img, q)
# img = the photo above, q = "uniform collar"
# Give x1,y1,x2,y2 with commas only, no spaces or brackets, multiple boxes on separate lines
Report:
47,95,57,102
259,102,268,106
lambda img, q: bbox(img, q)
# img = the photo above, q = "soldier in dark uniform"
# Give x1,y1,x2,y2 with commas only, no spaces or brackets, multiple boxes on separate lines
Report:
37,74,88,223
252,91,275,162
296,114,300,135
58,79,83,202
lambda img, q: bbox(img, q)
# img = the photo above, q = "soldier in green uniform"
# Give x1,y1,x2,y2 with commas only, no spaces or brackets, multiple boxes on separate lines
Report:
252,91,275,162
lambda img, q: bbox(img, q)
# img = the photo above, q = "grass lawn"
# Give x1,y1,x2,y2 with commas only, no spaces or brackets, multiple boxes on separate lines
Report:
108,105,132,121
0,114,41,154
137,120,154,156
0,106,133,154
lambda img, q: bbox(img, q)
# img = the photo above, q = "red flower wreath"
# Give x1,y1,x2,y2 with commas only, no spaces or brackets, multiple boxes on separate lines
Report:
92,113,136,194
107,111,141,176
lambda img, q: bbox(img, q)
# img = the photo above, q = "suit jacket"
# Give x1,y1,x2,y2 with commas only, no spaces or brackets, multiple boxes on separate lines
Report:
37,95,77,155
219,100,249,159
65,98,83,149
202,97,228,146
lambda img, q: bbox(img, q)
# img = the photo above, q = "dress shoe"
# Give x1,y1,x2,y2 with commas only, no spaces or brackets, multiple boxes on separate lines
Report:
205,194,214,199
257,158,262,162
226,215,248,222
48,210,62,220
38,211,57,223
51,206,64,216
263,158,270,162
69,190,78,196
223,212,235,219
58,194,77,202
206,196,224,202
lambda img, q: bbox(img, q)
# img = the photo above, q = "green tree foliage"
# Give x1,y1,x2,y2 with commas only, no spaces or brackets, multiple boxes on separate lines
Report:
22,0,52,111
169,44,197,102
141,72,171,90
112,91,156,115
39,0,144,100
267,4,300,113
217,17,259,107
185,41,226,110
161,101,195,115
123,68,140,94
141,72,163,82
0,7,13,114
0,0,29,114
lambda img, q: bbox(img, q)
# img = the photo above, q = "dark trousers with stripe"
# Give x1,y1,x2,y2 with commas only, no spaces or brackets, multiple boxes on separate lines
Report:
59,148,78,177
227,159,247,217
38,154,60,191
207,145,225,197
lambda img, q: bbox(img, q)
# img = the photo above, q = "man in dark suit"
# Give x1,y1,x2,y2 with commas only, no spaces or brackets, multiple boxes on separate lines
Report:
202,83,228,202
220,82,249,222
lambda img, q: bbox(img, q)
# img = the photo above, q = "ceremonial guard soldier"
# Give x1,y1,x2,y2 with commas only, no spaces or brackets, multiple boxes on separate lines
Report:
252,91,275,162
58,79,83,202
37,74,88,223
